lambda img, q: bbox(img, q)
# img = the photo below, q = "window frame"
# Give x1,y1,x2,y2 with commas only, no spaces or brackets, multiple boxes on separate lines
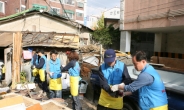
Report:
21,5,26,12
77,2,84,8
51,7,61,14
76,12,83,17
0,1,5,13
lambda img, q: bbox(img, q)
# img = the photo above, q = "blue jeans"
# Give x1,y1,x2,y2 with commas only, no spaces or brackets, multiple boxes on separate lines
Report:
72,95,82,110
49,90,62,99
30,69,35,83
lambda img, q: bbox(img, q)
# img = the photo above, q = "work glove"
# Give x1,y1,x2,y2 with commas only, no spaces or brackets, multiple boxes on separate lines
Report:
31,65,35,69
111,83,125,92
111,84,119,92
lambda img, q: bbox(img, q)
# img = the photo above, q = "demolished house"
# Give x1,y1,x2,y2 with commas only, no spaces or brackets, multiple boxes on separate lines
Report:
0,8,93,86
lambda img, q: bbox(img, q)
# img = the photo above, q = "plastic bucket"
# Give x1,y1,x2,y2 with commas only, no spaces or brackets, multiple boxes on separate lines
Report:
79,80,88,94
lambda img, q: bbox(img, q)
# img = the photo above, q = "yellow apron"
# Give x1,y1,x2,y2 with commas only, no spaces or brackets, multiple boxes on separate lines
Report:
49,78,62,90
70,76,79,96
32,68,39,77
38,69,45,82
2,66,5,74
150,104,168,110
32,69,45,82
98,89,123,109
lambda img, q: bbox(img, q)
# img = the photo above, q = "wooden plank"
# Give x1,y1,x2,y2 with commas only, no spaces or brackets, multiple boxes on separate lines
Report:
12,32,22,89
0,96,24,108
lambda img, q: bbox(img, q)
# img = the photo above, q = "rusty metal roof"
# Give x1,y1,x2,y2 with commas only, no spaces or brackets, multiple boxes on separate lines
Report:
22,32,79,49
0,32,79,49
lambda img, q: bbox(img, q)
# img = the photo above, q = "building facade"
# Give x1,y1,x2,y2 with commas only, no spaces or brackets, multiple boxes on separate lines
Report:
0,0,87,24
104,7,120,29
84,15,99,30
104,7,120,19
120,0,184,58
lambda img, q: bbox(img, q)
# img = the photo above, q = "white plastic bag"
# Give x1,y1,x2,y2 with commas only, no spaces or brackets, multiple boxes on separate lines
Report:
62,73,70,89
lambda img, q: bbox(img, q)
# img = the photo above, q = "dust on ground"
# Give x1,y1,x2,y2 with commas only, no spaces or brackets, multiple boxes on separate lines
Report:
64,96,97,110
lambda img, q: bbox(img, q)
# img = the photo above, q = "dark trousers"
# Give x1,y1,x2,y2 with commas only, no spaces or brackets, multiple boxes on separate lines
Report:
97,104,121,110
72,95,82,110
35,71,48,93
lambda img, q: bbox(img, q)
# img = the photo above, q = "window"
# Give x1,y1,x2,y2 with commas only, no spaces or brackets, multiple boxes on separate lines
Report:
63,10,74,19
21,5,26,11
114,11,116,15
51,7,60,14
0,1,5,13
77,2,83,8
50,0,59,2
65,13,73,19
64,0,75,5
50,0,63,3
76,12,83,17
117,11,119,14
32,4,48,11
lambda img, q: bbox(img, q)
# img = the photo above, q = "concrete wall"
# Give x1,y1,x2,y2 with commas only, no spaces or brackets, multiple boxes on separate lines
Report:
0,15,77,33
123,0,184,30
166,32,184,53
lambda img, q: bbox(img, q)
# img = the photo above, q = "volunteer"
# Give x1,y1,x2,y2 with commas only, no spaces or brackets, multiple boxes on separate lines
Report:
33,49,48,93
31,49,38,83
61,50,82,110
111,51,168,110
97,49,132,110
46,50,62,98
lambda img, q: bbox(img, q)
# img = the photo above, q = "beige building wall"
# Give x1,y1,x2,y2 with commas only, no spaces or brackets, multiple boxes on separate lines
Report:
0,15,78,33
124,0,184,30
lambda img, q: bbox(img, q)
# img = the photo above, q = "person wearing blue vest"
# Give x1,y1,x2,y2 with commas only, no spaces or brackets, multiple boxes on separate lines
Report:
34,49,49,94
111,51,168,110
30,49,38,83
97,49,132,110
61,50,82,110
46,50,62,98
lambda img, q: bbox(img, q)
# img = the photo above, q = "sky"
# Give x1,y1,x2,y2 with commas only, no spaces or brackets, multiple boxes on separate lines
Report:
87,0,120,17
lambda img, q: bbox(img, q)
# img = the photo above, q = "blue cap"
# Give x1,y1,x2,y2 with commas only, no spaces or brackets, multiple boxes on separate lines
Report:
104,49,116,63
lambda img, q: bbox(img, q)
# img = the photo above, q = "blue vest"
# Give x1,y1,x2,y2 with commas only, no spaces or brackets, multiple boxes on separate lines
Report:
139,64,168,110
49,58,61,79
101,60,124,85
40,55,47,70
68,61,80,76
31,54,38,65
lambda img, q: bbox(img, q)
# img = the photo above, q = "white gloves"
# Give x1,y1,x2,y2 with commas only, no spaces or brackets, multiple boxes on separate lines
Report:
49,72,53,77
111,83,125,92
111,84,119,92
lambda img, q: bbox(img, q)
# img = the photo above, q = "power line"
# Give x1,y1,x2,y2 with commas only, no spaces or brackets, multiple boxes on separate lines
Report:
44,0,60,15
44,0,78,27
58,0,78,26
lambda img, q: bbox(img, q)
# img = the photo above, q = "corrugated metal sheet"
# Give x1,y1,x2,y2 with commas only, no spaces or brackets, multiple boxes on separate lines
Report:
0,32,79,49
22,32,79,49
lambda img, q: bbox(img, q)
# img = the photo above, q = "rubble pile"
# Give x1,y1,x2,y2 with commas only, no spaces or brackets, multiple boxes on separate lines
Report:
80,63,97,77
117,55,133,66
79,45,102,77
79,45,102,53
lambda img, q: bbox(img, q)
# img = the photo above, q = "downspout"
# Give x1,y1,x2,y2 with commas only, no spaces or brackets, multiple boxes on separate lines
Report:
120,0,124,30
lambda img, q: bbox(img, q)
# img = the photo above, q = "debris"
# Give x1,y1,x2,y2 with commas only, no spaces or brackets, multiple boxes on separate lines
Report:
83,56,99,66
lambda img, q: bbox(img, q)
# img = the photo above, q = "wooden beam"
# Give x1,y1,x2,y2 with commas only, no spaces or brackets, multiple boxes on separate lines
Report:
12,32,22,89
